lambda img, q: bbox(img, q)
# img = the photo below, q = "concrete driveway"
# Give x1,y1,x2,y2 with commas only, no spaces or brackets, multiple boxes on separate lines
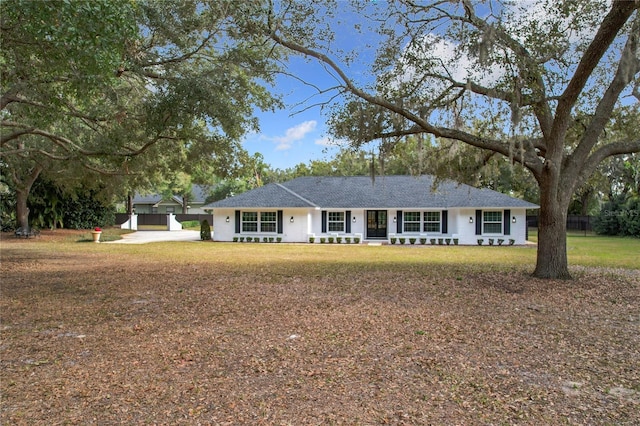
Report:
107,230,202,244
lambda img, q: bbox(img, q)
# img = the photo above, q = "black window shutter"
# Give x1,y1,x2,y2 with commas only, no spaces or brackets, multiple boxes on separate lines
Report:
503,209,511,235
235,210,241,234
475,210,482,235
442,210,448,234
397,210,403,234
321,211,327,233
277,210,283,234
345,210,351,233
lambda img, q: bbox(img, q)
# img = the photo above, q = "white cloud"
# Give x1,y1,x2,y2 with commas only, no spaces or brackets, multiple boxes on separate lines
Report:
265,120,317,151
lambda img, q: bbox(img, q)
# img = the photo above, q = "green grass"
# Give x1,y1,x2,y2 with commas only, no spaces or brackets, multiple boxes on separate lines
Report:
70,238,638,271
76,228,134,242
528,228,640,269
566,235,640,268
8,229,638,271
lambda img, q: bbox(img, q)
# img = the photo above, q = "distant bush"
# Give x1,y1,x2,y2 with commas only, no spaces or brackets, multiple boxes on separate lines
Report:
28,179,114,230
593,195,640,237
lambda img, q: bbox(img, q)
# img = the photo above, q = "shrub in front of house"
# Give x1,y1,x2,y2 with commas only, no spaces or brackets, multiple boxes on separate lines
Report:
409,238,416,245
390,237,397,244
477,239,484,245
399,238,406,244
309,237,315,243
345,237,351,243
354,237,360,243
200,220,212,241
420,238,427,245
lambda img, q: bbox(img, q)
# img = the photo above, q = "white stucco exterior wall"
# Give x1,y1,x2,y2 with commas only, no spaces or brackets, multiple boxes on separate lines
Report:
211,207,531,244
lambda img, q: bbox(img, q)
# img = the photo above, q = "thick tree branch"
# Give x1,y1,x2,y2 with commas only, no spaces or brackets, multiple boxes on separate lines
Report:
1,128,35,146
1,121,167,158
0,91,20,111
552,1,638,146
0,148,71,161
565,11,640,182
575,139,640,191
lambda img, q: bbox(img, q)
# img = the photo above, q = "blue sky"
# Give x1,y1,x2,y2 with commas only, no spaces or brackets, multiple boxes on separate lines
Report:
242,56,343,170
241,3,382,171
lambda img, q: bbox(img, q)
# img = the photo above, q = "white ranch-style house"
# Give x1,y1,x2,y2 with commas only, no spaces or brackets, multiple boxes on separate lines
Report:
206,175,539,245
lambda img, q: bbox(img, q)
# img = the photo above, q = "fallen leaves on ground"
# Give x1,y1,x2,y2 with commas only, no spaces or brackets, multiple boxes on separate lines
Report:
1,233,638,425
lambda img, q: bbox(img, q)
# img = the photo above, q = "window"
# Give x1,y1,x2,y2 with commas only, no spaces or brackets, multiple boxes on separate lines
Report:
483,211,502,233
328,211,345,232
260,212,277,233
404,211,421,232
423,211,441,233
241,211,278,233
242,212,258,232
166,206,175,213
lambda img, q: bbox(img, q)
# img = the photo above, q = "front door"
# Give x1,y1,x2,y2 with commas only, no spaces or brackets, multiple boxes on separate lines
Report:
366,210,388,239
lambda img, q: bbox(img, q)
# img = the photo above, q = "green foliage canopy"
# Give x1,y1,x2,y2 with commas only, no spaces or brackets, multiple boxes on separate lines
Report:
1,0,282,228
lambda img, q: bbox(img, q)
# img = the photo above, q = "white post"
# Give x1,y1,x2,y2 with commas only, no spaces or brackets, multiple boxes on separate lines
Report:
167,214,182,231
120,214,138,230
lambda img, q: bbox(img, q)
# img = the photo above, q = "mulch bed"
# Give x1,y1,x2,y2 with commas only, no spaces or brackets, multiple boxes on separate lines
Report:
1,233,638,425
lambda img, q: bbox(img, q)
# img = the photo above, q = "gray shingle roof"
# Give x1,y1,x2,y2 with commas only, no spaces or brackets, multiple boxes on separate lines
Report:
205,175,539,209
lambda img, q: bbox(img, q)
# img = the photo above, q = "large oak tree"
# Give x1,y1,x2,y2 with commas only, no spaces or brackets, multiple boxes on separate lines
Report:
265,0,640,279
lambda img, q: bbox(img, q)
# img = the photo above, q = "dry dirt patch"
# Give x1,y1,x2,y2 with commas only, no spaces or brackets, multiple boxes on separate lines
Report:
1,236,639,425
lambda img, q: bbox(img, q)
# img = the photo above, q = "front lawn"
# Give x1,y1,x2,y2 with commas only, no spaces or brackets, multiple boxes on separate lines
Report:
1,234,638,424
528,228,640,269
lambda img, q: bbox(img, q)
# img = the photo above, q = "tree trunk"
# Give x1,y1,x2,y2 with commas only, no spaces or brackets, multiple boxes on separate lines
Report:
580,190,591,216
127,193,133,215
533,183,572,279
13,165,43,230
16,188,30,230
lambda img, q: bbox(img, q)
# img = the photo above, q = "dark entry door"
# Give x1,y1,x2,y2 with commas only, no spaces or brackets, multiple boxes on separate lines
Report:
367,210,388,239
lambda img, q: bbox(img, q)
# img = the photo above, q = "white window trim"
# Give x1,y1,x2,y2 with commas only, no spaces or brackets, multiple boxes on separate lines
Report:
241,211,258,233
240,211,278,234
327,211,345,233
260,211,277,233
423,211,441,234
483,210,503,235
403,211,421,233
